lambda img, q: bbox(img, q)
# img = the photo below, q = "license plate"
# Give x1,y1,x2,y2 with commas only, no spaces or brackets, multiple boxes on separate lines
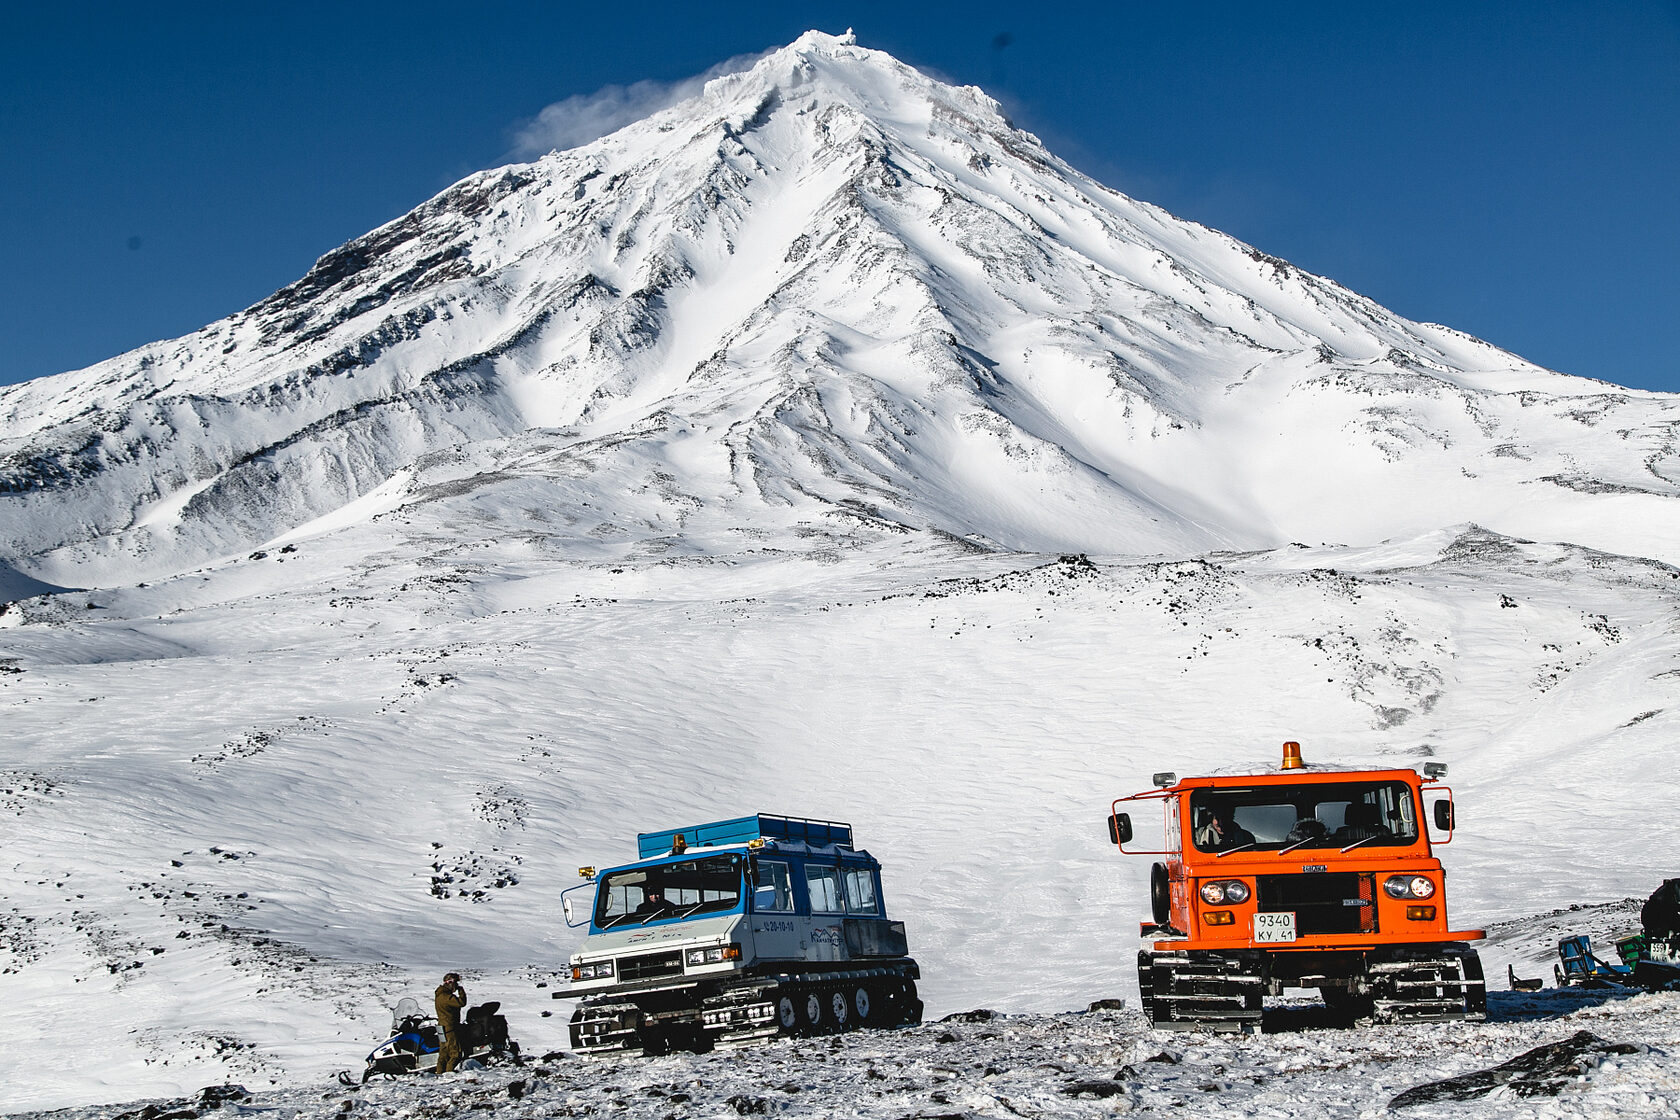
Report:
1253,912,1297,943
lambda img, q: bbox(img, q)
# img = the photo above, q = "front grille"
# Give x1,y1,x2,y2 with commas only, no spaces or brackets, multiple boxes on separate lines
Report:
615,951,684,981
1257,873,1375,935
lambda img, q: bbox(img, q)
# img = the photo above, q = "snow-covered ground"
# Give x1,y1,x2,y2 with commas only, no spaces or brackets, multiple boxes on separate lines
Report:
3,28,1678,1119
11,988,1680,1120
2,524,1677,1111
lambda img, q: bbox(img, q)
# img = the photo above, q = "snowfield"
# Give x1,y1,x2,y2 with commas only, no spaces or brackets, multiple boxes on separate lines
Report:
1,28,1678,1118
2,534,1677,1111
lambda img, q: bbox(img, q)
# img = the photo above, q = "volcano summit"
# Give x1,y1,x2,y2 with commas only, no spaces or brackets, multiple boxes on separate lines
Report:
4,30,1676,584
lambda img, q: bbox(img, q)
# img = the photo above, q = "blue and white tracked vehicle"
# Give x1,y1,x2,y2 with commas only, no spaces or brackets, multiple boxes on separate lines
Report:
564,814,922,1053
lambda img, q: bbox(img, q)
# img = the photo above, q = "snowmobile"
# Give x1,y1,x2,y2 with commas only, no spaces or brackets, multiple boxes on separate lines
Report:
340,996,519,1083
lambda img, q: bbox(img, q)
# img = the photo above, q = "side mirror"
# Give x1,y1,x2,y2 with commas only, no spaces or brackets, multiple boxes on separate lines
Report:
563,897,575,923
1108,812,1133,846
1434,800,1455,831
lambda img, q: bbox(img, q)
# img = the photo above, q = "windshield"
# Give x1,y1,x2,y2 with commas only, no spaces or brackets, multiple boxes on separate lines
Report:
594,853,744,928
1189,781,1419,854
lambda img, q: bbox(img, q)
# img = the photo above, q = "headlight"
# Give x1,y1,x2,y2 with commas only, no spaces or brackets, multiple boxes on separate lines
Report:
573,959,614,980
685,945,743,967
1384,875,1437,899
1199,880,1250,905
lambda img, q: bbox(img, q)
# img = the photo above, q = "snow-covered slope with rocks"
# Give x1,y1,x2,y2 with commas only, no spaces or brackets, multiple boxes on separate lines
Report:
3,31,1677,586
2,29,1679,1117
3,527,1678,1112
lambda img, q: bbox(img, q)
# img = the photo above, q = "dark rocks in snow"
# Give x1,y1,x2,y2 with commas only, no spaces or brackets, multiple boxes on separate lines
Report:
196,1086,250,1110
1388,1030,1643,1107
108,1085,249,1120
1062,1079,1129,1098
938,1009,998,1023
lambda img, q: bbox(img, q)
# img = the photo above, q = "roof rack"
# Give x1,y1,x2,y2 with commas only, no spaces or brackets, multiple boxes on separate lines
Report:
637,814,853,858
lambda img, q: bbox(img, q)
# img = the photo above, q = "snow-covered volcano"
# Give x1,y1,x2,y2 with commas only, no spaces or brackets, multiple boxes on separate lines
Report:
3,31,1680,1116
4,30,1677,585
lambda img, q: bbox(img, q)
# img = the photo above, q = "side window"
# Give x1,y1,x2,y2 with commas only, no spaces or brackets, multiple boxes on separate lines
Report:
843,867,879,915
805,865,844,913
1381,783,1419,839
753,861,794,912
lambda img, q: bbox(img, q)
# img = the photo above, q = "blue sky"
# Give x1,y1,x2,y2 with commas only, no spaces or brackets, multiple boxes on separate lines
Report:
3,1,1676,392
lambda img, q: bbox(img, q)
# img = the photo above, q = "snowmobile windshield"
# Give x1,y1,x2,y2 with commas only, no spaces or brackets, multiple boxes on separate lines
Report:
1189,781,1419,854
594,853,745,928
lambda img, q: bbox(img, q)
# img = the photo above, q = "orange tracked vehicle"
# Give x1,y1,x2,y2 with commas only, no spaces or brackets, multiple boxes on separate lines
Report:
1108,741,1485,1031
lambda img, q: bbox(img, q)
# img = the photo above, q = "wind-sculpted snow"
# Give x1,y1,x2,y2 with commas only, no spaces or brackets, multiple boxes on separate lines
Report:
2,31,1677,585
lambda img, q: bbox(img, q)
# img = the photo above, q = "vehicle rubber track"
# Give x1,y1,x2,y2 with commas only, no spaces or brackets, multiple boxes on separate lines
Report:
1369,946,1486,1023
569,1000,645,1054
574,965,923,1054
1138,950,1263,1033
703,968,922,1046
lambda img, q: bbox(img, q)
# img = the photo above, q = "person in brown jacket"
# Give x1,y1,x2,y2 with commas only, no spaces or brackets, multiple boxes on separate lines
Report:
434,972,467,1074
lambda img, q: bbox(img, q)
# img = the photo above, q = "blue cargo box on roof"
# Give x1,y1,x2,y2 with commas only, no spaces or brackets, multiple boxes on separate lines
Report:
637,814,854,858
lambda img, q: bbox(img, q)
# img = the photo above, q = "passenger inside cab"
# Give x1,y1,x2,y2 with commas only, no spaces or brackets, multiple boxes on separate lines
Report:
634,887,672,916
1193,801,1257,851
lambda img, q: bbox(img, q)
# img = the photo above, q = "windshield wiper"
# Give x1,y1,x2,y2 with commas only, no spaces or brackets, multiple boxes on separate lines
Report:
670,901,712,919
1214,842,1261,859
1277,834,1326,855
1339,834,1386,853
